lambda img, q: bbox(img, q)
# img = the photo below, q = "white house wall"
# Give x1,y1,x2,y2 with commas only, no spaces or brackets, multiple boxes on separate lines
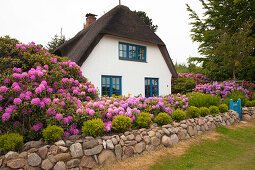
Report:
80,35,172,96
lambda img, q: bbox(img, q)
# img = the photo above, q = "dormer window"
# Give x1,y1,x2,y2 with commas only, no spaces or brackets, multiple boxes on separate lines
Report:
119,42,146,62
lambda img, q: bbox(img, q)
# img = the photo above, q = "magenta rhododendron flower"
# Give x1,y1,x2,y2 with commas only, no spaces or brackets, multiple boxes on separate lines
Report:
0,86,8,92
13,98,22,105
33,122,43,131
2,113,11,122
55,113,63,121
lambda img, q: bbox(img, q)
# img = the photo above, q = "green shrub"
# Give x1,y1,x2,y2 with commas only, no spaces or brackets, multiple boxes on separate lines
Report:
155,112,172,126
112,115,132,132
186,106,201,118
172,77,196,94
82,119,105,137
0,133,23,151
222,91,247,106
42,125,64,143
171,109,186,121
219,104,228,113
200,107,210,117
245,100,255,107
188,93,221,108
209,106,220,116
134,112,153,128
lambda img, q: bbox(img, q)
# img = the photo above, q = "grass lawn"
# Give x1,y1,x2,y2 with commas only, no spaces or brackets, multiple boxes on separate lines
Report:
150,121,255,170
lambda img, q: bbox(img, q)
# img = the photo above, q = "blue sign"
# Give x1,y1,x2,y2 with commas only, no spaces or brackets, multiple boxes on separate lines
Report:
229,99,241,119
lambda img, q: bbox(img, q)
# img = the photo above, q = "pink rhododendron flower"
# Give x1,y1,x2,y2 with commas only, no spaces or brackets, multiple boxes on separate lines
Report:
0,86,8,92
55,113,63,121
33,122,43,131
2,113,10,122
13,98,22,105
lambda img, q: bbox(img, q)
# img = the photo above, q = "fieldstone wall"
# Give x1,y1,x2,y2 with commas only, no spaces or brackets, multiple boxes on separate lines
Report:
242,107,255,121
0,108,254,170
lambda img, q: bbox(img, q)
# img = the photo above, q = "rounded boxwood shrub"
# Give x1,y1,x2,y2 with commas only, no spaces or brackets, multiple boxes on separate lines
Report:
171,109,186,121
219,104,228,113
112,115,132,132
82,118,105,137
200,107,210,117
209,106,220,116
0,133,23,151
155,112,172,126
42,125,64,143
134,112,153,128
187,106,201,118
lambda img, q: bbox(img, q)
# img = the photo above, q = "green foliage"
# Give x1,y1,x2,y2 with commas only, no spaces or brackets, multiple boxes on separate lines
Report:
219,104,228,113
171,109,186,122
155,112,172,126
245,100,255,107
0,35,20,58
134,112,153,128
209,106,220,116
82,119,105,137
200,107,210,117
186,0,255,81
42,125,64,143
133,10,158,32
222,91,247,106
186,106,200,118
172,77,196,94
188,93,221,108
112,115,132,132
0,133,23,151
46,34,66,53
174,62,203,74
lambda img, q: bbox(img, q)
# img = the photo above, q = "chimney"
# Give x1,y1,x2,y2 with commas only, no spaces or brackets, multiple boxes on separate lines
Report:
84,13,97,29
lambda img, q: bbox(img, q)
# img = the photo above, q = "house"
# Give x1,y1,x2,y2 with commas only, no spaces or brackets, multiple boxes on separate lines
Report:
54,5,178,97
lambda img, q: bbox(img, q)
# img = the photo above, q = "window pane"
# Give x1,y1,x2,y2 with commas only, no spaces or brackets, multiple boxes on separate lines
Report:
112,78,116,84
116,84,120,90
116,78,120,84
106,78,110,84
138,47,145,60
102,77,106,84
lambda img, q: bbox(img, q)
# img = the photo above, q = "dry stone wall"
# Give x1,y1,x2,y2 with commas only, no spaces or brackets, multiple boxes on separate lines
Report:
0,108,254,170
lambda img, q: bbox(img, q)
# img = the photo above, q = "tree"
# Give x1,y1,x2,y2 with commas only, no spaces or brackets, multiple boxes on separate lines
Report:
133,10,158,32
186,0,255,81
46,34,66,53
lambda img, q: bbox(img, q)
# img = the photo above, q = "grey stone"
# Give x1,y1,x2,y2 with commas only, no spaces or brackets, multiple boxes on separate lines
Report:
135,135,142,142
66,159,80,168
55,140,65,146
134,142,146,153
148,131,156,137
161,135,172,147
58,146,68,152
41,159,53,170
38,147,48,159
18,152,28,159
106,139,114,149
125,140,137,146
83,139,99,149
65,140,73,147
5,151,18,160
187,126,194,136
115,144,122,160
151,137,160,146
7,158,26,169
28,153,41,167
79,156,96,168
124,131,130,136
120,135,126,141
162,128,170,135
126,134,135,140
48,154,56,163
49,145,58,155
200,125,205,132
111,138,118,145
98,150,116,165
54,161,66,170
103,140,107,149
123,146,134,158
170,134,179,144
180,124,187,129
143,136,151,144
84,145,103,156
242,114,251,121
156,132,162,139
23,140,43,150
70,143,83,158
54,153,71,162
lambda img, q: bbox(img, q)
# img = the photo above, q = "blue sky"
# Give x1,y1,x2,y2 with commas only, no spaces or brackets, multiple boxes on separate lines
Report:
0,0,204,64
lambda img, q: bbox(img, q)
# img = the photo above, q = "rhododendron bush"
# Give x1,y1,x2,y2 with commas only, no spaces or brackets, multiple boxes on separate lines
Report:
0,37,98,140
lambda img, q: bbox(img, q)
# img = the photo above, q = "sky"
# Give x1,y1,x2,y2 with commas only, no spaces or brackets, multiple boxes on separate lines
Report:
0,0,204,64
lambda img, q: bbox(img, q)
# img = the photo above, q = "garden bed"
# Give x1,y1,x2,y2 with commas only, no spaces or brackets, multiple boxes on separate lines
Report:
1,108,254,169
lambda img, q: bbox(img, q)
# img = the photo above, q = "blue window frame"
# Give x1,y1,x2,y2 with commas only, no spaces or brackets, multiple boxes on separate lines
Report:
119,42,146,61
101,76,122,97
145,78,159,97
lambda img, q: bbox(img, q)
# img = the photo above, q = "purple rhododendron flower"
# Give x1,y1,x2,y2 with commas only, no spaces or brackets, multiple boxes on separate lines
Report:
33,122,43,131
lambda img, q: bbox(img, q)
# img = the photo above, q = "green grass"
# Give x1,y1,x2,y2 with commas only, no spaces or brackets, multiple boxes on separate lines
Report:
150,123,255,170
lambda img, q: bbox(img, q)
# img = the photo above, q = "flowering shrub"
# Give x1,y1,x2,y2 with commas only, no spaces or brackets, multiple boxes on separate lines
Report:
193,81,249,99
243,81,255,100
0,37,98,140
178,73,210,85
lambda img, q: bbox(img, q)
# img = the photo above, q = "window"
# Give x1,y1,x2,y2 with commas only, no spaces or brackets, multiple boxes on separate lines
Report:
145,78,159,97
101,76,122,97
119,42,146,61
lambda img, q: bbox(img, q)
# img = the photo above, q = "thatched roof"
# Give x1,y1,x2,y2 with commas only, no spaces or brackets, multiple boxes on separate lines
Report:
54,5,177,78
